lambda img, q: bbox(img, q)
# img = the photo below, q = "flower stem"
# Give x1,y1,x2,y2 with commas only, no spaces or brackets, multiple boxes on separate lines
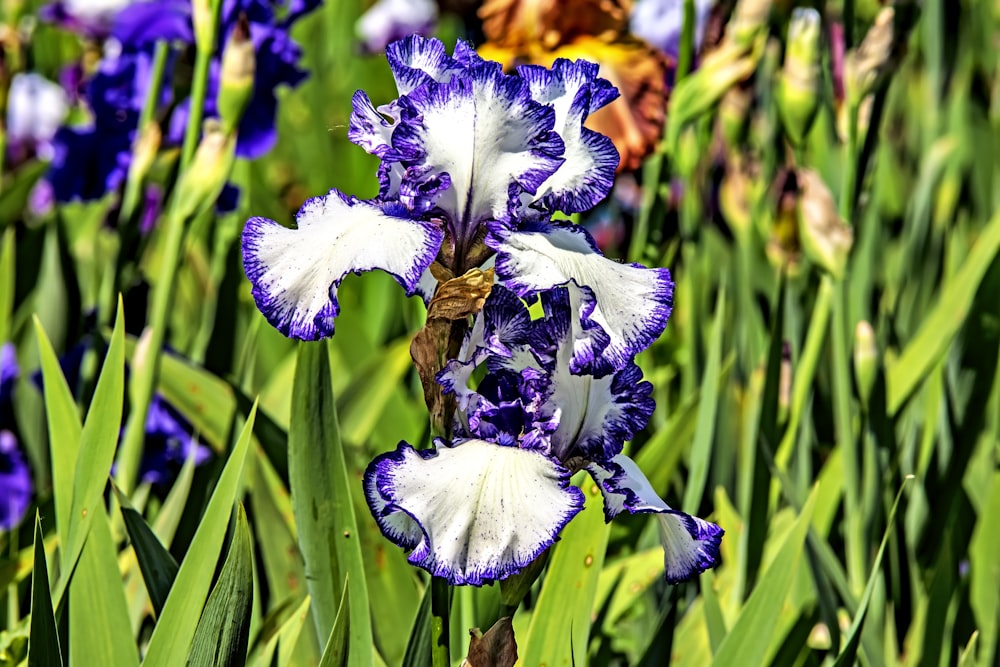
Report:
115,2,222,495
431,576,451,667
181,0,222,169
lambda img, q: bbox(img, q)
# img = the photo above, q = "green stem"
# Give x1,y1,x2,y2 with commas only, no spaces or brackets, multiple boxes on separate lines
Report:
431,577,451,667
181,0,222,168
119,41,170,224
831,281,865,594
676,0,697,82
774,275,834,474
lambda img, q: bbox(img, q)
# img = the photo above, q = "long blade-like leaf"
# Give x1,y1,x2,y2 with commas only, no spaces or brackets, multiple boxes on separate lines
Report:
114,484,180,616
289,340,372,664
141,401,257,667
27,514,63,667
187,503,255,667
318,578,351,667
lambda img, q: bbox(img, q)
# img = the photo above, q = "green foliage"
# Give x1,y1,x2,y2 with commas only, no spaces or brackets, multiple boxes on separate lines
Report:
4,2,999,667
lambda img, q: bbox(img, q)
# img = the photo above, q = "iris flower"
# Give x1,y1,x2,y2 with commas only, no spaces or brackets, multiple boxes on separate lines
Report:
242,36,722,586
365,286,722,585
244,36,673,374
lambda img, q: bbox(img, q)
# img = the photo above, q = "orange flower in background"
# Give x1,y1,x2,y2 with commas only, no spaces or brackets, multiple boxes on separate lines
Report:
478,0,671,172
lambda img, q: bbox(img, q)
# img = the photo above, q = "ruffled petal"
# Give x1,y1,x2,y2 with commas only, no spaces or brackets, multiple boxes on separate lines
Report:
364,438,585,585
385,34,465,95
391,55,564,245
348,90,399,159
588,455,723,584
242,189,443,340
515,59,620,215
355,0,437,55
489,220,673,373
533,290,655,460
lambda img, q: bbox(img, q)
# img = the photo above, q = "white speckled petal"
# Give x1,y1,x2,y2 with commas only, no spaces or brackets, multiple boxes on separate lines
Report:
364,438,584,586
242,190,442,339
587,455,723,584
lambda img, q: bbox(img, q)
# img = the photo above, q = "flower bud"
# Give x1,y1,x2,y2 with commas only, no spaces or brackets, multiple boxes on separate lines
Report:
218,14,255,136
173,119,235,221
717,85,752,148
192,0,218,52
726,0,772,49
776,8,822,145
853,320,877,410
127,120,162,188
796,169,853,279
844,6,917,104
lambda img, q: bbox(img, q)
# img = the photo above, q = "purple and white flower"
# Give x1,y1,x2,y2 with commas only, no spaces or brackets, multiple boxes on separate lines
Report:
363,286,722,585
356,0,438,55
242,36,673,376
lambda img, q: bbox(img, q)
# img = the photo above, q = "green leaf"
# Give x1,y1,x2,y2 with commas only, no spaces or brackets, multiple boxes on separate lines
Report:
318,579,351,667
28,514,63,667
55,297,125,603
401,584,432,667
69,502,140,667
683,288,727,513
0,228,14,343
289,340,373,664
0,160,48,229
711,489,815,666
520,479,611,667
887,209,1000,414
276,596,313,667
187,503,255,667
141,402,257,667
33,316,83,554
970,471,1000,667
113,484,180,617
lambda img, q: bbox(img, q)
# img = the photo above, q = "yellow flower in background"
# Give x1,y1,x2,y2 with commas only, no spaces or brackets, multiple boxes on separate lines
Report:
478,0,671,172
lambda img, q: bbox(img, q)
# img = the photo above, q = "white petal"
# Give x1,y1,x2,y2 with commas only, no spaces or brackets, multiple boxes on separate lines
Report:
490,221,673,373
392,63,564,247
242,190,442,339
588,455,723,584
364,439,584,585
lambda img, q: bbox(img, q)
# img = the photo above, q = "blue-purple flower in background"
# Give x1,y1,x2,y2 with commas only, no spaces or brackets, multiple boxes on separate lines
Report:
42,0,321,203
40,0,132,38
137,395,212,485
1,344,32,531
355,0,438,54
364,286,722,585
630,0,714,61
243,36,672,375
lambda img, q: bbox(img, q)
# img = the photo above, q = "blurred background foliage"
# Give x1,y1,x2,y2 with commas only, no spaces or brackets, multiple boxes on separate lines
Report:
0,0,999,665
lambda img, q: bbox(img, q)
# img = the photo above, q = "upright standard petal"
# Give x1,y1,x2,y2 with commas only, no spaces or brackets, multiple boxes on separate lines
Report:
242,190,443,339
385,35,465,95
516,59,620,215
364,439,584,585
588,455,722,583
391,58,565,247
489,221,673,374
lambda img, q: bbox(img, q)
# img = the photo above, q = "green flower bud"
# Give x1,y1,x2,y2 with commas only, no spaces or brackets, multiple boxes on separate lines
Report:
727,0,772,49
776,8,822,145
718,85,752,148
127,121,162,188
192,0,219,52
796,169,853,279
853,320,877,410
173,119,236,221
218,14,255,136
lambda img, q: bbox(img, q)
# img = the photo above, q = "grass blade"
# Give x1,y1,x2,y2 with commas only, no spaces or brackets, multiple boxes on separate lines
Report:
69,502,140,667
187,503,255,667
318,578,351,667
833,477,913,666
27,514,62,667
141,401,257,667
711,489,816,666
113,484,180,617
289,340,373,664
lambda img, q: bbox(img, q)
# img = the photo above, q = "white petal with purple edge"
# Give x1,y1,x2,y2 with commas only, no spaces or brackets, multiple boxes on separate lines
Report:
392,63,564,246
242,190,442,340
516,60,620,215
588,455,723,584
386,35,464,95
490,221,673,373
364,439,584,586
